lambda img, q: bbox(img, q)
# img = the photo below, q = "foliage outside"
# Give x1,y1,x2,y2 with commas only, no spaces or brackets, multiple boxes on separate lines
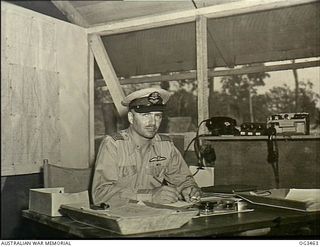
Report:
95,64,320,135
165,65,320,133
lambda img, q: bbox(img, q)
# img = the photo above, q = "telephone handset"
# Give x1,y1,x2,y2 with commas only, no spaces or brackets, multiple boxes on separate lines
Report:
205,116,240,136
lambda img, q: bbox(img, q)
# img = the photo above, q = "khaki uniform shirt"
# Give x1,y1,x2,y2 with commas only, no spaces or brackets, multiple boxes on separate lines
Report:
92,128,197,206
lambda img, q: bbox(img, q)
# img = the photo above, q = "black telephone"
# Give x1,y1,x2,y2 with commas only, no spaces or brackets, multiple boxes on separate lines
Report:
205,116,240,136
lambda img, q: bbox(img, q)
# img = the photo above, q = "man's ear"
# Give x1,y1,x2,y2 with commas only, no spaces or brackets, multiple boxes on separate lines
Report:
128,111,133,124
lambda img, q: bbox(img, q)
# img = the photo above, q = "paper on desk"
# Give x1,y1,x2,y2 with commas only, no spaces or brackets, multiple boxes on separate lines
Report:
163,200,194,208
285,189,320,212
162,195,241,208
108,203,176,218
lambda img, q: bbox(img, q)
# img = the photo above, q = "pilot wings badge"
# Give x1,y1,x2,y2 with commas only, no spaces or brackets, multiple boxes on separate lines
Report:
149,156,167,162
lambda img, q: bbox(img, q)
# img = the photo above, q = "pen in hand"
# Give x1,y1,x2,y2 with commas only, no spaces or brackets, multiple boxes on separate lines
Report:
162,179,183,200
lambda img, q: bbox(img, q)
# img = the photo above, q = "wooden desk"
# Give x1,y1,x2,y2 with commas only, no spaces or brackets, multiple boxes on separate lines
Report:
22,205,320,238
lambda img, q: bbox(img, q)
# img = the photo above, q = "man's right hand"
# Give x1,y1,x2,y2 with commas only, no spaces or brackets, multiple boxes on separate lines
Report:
151,186,180,204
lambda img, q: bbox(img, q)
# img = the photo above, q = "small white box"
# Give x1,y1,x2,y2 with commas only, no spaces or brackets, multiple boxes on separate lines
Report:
29,187,90,217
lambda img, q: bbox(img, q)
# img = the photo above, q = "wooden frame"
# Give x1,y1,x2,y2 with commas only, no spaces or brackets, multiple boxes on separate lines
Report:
196,15,209,128
87,0,317,36
51,0,319,165
94,60,320,86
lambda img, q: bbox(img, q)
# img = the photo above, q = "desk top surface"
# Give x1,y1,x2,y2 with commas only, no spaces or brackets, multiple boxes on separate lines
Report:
22,204,320,238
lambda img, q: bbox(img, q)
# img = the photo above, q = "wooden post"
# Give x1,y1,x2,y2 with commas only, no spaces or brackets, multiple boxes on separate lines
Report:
292,60,300,112
88,50,95,166
196,15,209,132
89,35,127,116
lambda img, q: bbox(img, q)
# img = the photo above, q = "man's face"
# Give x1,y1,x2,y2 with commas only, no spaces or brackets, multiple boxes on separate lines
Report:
128,110,163,139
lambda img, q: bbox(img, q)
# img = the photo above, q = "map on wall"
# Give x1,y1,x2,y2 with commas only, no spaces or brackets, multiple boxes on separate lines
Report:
1,9,61,175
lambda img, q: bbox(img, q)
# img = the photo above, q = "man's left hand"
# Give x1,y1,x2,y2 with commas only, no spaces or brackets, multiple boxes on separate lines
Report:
181,186,201,202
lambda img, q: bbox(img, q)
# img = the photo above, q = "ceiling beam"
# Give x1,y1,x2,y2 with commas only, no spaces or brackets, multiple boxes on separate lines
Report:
94,59,320,86
87,0,317,36
51,1,89,27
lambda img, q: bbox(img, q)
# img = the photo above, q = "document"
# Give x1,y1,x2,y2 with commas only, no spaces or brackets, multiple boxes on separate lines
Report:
285,189,320,212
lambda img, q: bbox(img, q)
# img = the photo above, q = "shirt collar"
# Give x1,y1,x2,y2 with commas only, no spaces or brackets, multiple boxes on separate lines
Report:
126,127,160,155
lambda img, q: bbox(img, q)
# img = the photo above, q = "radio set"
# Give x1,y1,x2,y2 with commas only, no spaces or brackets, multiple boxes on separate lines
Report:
267,113,310,135
240,122,268,136
204,113,310,136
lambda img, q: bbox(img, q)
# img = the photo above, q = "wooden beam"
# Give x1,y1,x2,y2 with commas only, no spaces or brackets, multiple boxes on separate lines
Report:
87,0,317,36
211,60,320,77
120,72,195,85
89,35,127,116
88,50,95,166
51,1,89,27
93,60,320,86
196,15,209,129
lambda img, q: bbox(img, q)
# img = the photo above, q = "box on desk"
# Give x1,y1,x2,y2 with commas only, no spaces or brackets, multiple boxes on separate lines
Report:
29,187,89,217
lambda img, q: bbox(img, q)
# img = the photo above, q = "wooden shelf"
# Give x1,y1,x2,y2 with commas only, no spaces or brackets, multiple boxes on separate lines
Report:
199,135,320,141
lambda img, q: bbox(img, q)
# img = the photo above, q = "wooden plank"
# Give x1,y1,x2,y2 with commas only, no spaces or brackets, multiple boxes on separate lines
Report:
75,1,193,25
196,15,209,129
210,60,320,76
51,1,95,166
51,1,89,27
88,50,95,166
94,60,320,86
89,34,127,116
56,22,89,169
87,0,317,35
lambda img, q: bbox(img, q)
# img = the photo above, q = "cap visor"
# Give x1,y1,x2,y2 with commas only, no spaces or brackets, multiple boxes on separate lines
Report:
132,105,166,113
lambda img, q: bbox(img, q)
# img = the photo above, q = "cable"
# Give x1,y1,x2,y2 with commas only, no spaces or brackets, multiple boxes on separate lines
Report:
184,118,218,176
183,120,208,177
267,126,280,189
183,136,197,158
194,120,208,168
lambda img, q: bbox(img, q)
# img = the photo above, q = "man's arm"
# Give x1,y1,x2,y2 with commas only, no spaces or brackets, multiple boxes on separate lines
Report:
91,137,138,206
165,143,201,202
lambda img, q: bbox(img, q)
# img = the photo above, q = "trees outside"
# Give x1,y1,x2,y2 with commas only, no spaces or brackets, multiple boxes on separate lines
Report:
160,80,198,132
95,66,319,135
210,65,270,124
211,73,319,127
265,81,320,124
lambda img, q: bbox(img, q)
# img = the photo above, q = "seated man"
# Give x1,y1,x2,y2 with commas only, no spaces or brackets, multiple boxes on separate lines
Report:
92,88,200,207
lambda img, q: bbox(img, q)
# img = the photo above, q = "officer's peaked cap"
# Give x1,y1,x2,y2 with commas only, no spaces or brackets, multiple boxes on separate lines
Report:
121,88,170,113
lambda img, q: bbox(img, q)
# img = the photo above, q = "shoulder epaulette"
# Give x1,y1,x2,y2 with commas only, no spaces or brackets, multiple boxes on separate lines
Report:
111,132,124,141
159,134,172,142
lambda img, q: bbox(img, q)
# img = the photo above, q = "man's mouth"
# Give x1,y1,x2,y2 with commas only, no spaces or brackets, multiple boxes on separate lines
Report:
145,126,156,131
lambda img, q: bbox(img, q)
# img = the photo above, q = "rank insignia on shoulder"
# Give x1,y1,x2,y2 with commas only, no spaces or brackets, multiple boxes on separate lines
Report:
149,156,167,162
111,132,124,141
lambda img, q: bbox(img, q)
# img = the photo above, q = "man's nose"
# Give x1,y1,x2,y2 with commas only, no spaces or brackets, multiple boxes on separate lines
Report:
148,115,156,125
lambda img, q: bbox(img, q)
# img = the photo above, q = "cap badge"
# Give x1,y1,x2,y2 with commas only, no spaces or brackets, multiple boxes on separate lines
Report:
148,92,162,105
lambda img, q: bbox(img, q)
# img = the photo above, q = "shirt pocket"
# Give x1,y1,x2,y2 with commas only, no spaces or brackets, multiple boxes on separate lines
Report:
148,162,168,177
118,165,137,177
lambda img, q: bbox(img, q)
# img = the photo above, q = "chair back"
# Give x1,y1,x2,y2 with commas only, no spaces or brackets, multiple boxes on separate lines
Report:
43,163,93,193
